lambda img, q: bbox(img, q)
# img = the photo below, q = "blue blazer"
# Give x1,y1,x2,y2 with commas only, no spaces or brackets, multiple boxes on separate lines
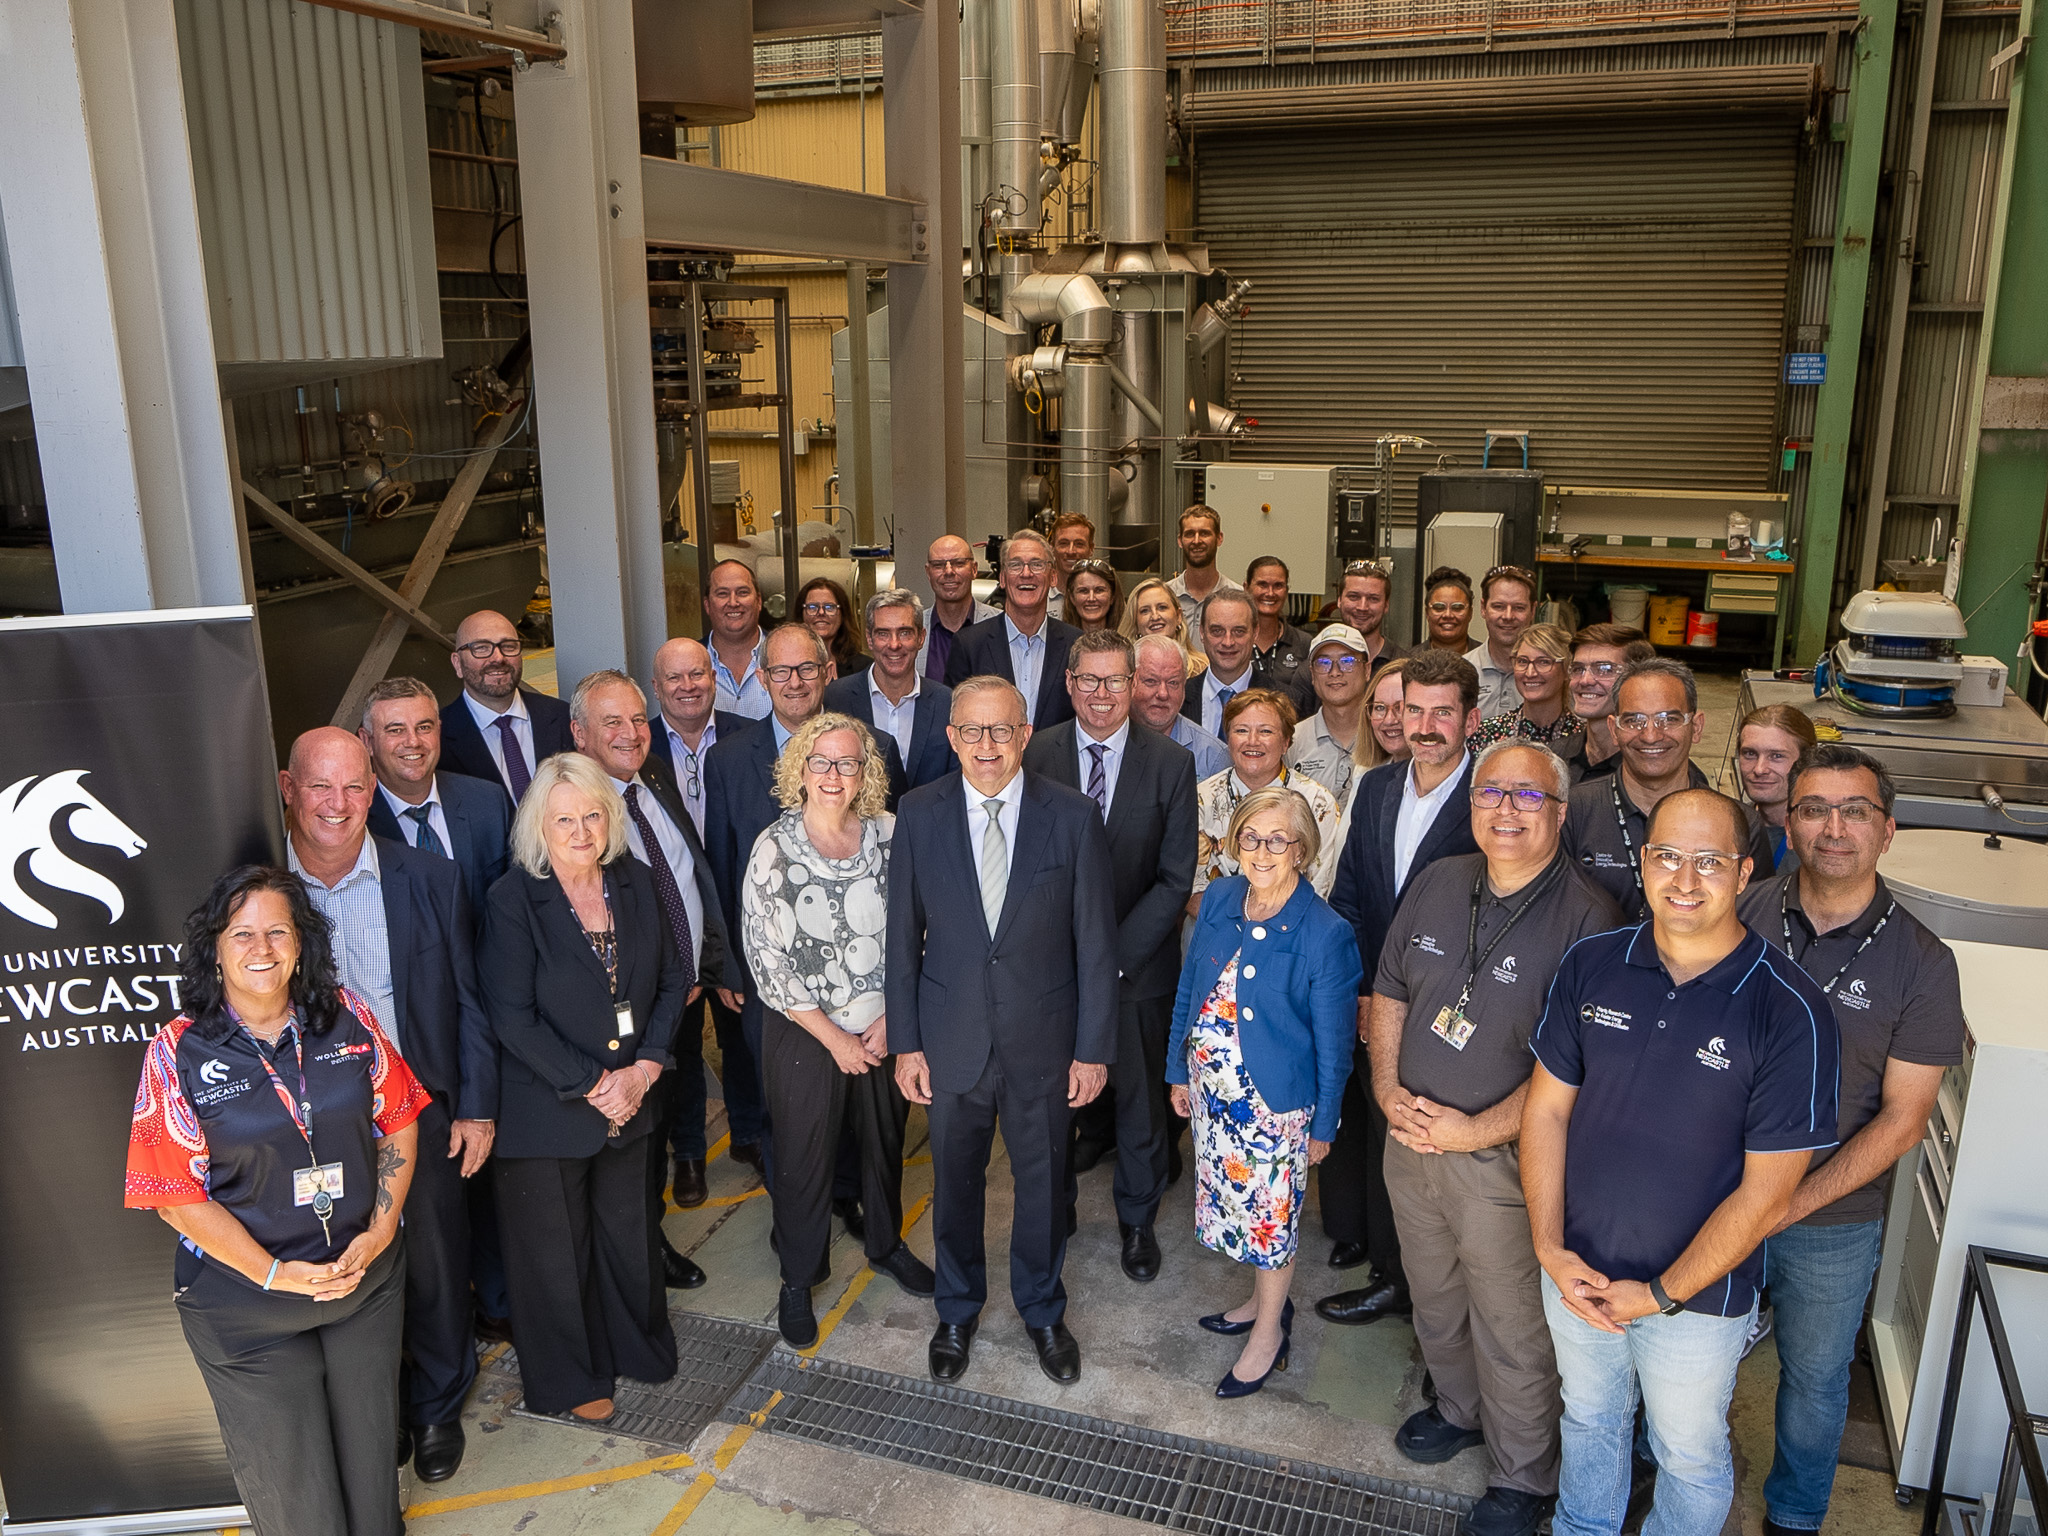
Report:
370,834,497,1121
823,672,957,791
1329,754,1479,988
1167,875,1364,1143
438,688,575,805
941,613,1079,728
366,771,510,927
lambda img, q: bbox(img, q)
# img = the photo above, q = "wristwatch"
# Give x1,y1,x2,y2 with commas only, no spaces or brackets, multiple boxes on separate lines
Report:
1648,1276,1685,1317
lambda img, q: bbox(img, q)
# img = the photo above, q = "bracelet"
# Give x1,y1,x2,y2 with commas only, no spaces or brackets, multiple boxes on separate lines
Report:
263,1259,280,1292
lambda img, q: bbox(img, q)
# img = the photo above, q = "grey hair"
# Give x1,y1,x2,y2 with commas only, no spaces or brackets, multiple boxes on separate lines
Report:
1223,784,1323,875
865,587,926,633
765,621,830,668
1199,587,1257,629
509,751,629,877
1474,738,1570,803
361,676,439,731
949,675,1028,722
1132,633,1190,672
569,668,645,729
1001,527,1054,568
1614,656,1699,714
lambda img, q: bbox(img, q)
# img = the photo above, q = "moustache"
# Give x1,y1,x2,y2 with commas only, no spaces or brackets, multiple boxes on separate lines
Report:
1410,733,1447,746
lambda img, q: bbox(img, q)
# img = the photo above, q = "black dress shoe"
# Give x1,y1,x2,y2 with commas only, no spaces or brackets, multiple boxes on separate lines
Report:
728,1140,764,1172
473,1312,513,1346
928,1319,978,1382
869,1243,936,1297
412,1421,465,1484
672,1157,708,1209
778,1283,818,1348
1027,1321,1081,1384
1315,1277,1412,1326
1119,1222,1161,1283
1461,1487,1553,1536
1396,1404,1485,1464
396,1423,413,1468
833,1197,866,1242
1070,1137,1113,1174
662,1240,707,1290
1328,1240,1369,1269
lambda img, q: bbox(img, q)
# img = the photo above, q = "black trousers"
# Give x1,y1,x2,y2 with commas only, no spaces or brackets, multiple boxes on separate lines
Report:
403,1095,478,1426
929,1051,1073,1329
1319,1057,1403,1277
663,991,765,1159
761,1008,907,1288
178,1239,407,1536
494,1135,678,1416
1066,994,1174,1229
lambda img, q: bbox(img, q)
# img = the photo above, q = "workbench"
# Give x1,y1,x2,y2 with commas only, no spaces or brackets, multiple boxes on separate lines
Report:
1534,544,1799,670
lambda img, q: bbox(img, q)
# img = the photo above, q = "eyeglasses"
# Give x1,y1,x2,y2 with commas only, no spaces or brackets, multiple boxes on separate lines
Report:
1235,830,1301,855
1616,710,1692,733
458,639,522,660
1568,661,1620,679
1428,601,1471,615
802,601,840,617
1470,785,1559,811
1004,558,1050,575
1070,559,1116,578
1070,673,1132,694
1313,654,1362,673
1367,701,1398,718
1484,565,1537,587
953,722,1021,743
804,755,864,778
1790,797,1885,826
1642,845,1740,878
764,662,824,683
1511,655,1562,673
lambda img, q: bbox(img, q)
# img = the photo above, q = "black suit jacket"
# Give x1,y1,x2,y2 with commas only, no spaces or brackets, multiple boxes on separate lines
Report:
824,672,958,791
645,708,749,785
479,857,690,1159
1021,721,1198,1001
364,834,496,1121
629,751,731,990
885,771,1119,1094
366,771,510,926
1328,753,1481,987
941,613,1079,728
438,688,575,804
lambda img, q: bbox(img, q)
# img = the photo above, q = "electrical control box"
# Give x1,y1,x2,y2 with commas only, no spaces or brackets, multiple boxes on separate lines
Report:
1201,462,1373,596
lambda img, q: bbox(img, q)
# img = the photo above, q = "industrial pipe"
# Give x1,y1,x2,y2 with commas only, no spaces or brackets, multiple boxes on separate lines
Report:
1190,278,1253,357
1060,359,1115,531
990,0,1043,317
1107,358,1163,431
961,0,992,248
1008,271,1113,350
1098,0,1166,248
1037,0,1077,143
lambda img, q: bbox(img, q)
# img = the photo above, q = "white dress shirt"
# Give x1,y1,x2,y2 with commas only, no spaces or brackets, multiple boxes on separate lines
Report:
1004,615,1048,723
661,715,717,837
464,690,533,797
963,770,1025,884
1393,750,1471,893
1074,717,1130,819
611,773,707,971
1202,667,1253,738
378,780,451,857
867,671,921,767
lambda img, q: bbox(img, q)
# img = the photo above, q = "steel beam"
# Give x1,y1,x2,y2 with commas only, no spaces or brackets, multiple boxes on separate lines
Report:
242,482,457,650
641,158,928,266
1792,0,1899,663
0,0,248,614
298,0,566,63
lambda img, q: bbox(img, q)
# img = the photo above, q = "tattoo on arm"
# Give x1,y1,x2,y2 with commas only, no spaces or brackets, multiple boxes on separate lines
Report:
375,1141,405,1216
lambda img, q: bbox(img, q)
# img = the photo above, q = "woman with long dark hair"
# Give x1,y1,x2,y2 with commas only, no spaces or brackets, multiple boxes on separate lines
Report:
798,575,871,677
126,865,427,1536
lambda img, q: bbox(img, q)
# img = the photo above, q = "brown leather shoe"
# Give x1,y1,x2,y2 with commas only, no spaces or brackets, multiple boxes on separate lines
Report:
672,1157,708,1209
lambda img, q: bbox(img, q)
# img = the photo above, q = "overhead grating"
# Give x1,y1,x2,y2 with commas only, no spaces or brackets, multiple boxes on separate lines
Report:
494,1314,780,1448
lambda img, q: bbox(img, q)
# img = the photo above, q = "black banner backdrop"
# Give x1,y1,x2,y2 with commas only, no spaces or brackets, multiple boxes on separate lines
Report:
0,609,281,1529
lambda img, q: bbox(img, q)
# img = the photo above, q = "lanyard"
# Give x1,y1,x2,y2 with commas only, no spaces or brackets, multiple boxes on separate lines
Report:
248,1024,316,1162
1454,856,1566,1014
1780,885,1895,996
1608,776,1644,899
1223,765,1289,816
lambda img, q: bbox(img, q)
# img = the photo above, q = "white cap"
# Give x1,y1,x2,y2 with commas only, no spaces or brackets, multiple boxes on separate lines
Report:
1310,623,1372,657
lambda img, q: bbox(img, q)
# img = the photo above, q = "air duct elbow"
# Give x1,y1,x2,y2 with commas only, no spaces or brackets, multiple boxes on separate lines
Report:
1008,272,1113,352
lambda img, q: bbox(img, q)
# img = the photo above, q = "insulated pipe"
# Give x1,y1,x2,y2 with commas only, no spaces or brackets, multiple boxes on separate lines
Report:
989,0,1041,240
1060,359,1114,531
1008,271,1113,351
1098,0,1166,247
1037,0,1077,143
1108,356,1162,431
961,0,992,244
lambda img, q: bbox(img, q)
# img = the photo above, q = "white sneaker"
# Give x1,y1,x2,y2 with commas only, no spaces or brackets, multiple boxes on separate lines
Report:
1741,1304,1775,1361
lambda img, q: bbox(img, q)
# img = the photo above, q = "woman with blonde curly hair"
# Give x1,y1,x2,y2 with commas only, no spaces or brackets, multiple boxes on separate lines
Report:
1121,575,1208,676
742,711,933,1346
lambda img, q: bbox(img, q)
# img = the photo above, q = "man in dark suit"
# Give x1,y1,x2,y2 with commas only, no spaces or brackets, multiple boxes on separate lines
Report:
825,589,957,792
1022,631,1197,1284
887,677,1119,1386
279,728,495,1485
437,609,574,806
361,676,511,920
942,528,1079,729
569,668,739,1293
1179,588,1264,737
1318,649,1482,1327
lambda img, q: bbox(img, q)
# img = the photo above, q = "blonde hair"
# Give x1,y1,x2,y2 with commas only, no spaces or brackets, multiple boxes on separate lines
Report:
510,753,630,877
1512,622,1573,664
1224,784,1323,874
771,712,892,820
1119,576,1191,648
1355,658,1410,771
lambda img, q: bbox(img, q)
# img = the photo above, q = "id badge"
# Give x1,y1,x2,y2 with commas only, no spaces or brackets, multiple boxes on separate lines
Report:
293,1162,346,1206
615,1003,635,1038
1430,1005,1476,1052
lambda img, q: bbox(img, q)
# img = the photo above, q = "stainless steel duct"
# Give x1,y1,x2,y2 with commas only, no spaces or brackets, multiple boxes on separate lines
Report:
961,0,992,243
1098,0,1165,249
1036,0,1076,144
990,0,1042,314
1190,278,1253,358
1010,272,1113,530
1009,271,1112,350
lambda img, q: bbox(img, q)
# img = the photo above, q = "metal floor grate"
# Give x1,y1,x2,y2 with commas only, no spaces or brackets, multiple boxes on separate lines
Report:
723,1354,1474,1536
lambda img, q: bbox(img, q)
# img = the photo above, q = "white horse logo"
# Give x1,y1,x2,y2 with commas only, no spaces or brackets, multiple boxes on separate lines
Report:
0,771,148,929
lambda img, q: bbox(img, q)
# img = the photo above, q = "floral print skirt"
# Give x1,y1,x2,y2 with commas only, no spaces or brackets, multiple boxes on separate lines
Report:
1188,951,1313,1270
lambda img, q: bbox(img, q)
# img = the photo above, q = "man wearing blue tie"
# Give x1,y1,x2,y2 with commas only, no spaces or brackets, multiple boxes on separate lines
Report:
362,677,512,920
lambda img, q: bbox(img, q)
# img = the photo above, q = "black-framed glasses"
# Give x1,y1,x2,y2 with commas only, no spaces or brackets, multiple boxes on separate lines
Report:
1790,797,1884,826
765,662,824,683
802,601,840,617
1070,673,1132,694
1471,785,1558,811
1235,829,1302,855
1313,654,1363,673
1616,710,1692,733
953,722,1021,743
1642,845,1740,878
804,754,864,778
458,638,522,660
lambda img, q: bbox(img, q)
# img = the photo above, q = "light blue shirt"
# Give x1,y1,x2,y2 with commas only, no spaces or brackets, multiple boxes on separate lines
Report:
464,690,533,799
1168,715,1231,781
1004,616,1048,724
1202,667,1252,738
868,671,921,766
612,775,707,971
713,635,772,720
377,779,450,857
1393,750,1470,893
289,837,399,1053
1075,718,1130,819
661,716,716,837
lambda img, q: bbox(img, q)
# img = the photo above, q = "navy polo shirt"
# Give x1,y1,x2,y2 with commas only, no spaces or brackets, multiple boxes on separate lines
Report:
1530,924,1841,1316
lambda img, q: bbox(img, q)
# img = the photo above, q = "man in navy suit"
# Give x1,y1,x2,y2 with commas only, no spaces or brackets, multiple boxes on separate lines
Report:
1318,649,1482,1328
361,677,511,920
280,729,495,1485
824,589,957,792
437,609,574,807
942,528,1079,729
887,677,1118,1386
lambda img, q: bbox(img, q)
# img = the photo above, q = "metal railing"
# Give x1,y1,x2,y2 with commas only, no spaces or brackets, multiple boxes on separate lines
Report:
1921,1246,2048,1536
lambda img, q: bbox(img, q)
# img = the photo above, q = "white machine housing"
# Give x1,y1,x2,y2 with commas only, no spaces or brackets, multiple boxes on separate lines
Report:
1836,589,1970,686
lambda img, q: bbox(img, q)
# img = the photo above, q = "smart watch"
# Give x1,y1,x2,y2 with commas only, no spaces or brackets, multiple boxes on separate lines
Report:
1648,1276,1685,1317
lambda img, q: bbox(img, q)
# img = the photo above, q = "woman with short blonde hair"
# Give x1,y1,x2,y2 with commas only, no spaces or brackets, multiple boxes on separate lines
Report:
1121,576,1208,675
771,712,893,820
509,752,629,876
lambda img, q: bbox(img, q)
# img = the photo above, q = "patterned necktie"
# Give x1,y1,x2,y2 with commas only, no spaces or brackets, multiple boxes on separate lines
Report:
1086,743,1108,819
979,797,1008,938
403,805,447,858
623,784,698,992
494,714,532,803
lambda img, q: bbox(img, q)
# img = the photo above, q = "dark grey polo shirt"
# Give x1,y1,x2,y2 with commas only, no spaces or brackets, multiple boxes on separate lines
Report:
1738,870,1966,1226
1562,762,1777,920
1375,850,1627,1114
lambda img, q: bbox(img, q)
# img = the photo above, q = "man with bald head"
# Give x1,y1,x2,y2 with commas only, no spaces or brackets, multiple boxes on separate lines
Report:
437,609,574,807
646,637,746,839
920,534,999,682
281,728,494,1485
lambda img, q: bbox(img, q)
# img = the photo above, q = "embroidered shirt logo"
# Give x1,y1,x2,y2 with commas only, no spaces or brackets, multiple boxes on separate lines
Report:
1492,955,1519,985
1412,933,1445,956
1696,1035,1733,1071
1840,978,1873,1011
1580,1003,1632,1030
198,1059,230,1086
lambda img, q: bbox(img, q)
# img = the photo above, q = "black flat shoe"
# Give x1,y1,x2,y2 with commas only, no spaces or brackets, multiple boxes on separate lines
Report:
1462,1487,1554,1536
1027,1321,1081,1384
1395,1404,1485,1464
1315,1277,1412,1326
1327,1240,1369,1269
396,1423,413,1468
870,1243,936,1297
1216,1338,1290,1399
663,1240,707,1290
928,1319,978,1382
1120,1222,1161,1283
672,1157,708,1209
1199,1297,1294,1336
412,1421,465,1483
778,1283,818,1348
833,1197,866,1242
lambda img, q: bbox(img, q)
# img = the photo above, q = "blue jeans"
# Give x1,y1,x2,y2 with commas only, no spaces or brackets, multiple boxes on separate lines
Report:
1762,1219,1884,1530
1543,1276,1752,1536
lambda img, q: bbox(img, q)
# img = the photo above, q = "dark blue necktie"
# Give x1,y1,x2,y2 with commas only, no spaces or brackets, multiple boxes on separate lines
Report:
623,784,698,993
403,806,447,858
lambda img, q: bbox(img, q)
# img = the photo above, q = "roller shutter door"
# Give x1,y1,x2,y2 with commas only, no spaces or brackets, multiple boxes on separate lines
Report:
1193,115,1799,498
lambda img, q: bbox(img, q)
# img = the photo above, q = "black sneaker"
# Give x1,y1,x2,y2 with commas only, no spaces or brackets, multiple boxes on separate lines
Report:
1461,1487,1554,1536
869,1243,936,1297
777,1283,818,1349
1395,1404,1485,1464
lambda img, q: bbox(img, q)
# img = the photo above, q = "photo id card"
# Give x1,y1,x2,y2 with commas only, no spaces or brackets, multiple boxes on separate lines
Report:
293,1162,346,1206
1429,1005,1476,1052
615,1003,636,1038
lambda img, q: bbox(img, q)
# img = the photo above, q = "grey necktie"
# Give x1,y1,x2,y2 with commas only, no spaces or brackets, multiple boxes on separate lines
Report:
1086,743,1108,819
979,796,1008,937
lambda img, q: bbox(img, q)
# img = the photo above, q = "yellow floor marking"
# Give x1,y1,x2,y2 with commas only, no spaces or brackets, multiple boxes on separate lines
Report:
669,1184,767,1214
404,1451,694,1518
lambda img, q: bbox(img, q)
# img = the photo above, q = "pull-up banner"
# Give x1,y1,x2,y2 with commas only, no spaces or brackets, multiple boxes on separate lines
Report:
0,608,281,1532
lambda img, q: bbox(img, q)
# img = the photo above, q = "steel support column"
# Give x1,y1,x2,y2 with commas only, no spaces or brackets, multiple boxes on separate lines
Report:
515,0,667,686
883,2,967,584
1793,0,1899,663
0,0,249,613
1951,0,2048,683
